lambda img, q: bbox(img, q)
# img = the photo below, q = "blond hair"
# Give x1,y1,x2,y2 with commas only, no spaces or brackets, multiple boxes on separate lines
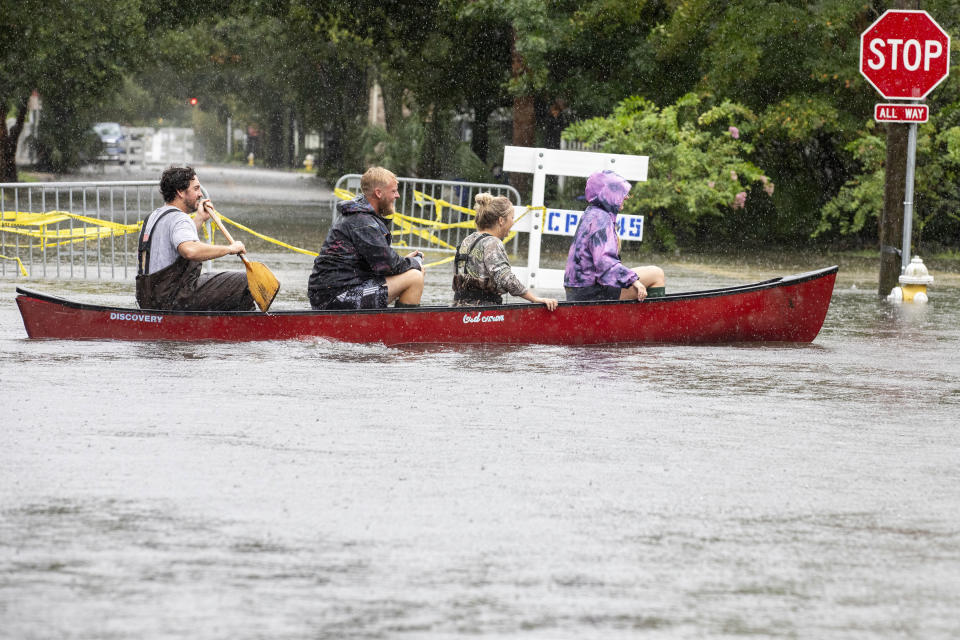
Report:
474,193,512,229
361,166,397,198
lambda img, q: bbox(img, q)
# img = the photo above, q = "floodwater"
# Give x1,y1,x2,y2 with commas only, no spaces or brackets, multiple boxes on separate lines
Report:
2,197,959,639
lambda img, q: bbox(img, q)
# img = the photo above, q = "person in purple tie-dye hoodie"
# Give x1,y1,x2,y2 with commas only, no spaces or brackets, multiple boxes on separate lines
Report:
563,170,665,302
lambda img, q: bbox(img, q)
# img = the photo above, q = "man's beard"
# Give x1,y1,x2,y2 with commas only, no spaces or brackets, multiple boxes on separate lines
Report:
377,200,395,217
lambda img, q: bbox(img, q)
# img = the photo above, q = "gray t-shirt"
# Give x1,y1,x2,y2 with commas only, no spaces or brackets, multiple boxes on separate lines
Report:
143,205,199,273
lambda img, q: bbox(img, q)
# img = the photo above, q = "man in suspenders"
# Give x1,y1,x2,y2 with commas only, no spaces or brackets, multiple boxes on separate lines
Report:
136,166,255,311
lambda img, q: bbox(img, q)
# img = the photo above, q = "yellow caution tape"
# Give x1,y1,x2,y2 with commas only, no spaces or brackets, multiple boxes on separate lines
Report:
0,193,542,274
2,210,140,233
390,216,456,251
1,209,142,250
212,210,452,267
0,254,28,276
412,190,477,218
213,211,320,257
426,255,455,267
330,188,539,261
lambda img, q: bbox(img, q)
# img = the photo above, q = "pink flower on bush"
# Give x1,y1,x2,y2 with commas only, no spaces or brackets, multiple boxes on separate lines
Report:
729,126,740,139
732,191,747,210
759,175,774,195
730,170,738,181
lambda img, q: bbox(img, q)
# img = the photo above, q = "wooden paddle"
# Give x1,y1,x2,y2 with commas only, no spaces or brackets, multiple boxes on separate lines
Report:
198,190,280,312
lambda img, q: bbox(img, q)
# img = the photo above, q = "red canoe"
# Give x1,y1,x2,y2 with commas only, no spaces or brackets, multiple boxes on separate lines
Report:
15,266,837,345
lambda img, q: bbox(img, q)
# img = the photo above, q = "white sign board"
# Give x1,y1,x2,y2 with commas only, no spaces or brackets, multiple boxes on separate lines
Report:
502,146,650,290
503,146,648,181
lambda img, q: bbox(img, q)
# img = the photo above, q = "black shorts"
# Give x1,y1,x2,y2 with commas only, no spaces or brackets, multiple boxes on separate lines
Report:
565,284,622,302
318,278,388,310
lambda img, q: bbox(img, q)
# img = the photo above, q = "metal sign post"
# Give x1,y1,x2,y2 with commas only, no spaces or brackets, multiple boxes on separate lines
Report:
902,122,917,272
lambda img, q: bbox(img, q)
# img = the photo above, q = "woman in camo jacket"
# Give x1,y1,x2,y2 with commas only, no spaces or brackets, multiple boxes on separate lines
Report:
452,193,558,310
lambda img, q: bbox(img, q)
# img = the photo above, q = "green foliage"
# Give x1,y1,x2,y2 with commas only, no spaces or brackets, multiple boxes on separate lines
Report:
758,96,842,142
817,116,960,248
5,0,960,253
457,0,552,95
648,1,880,244
1,0,145,173
815,132,885,237
358,118,424,178
354,109,491,182
564,93,773,248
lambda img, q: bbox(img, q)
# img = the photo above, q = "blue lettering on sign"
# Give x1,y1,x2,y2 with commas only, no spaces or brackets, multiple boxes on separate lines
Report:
540,209,643,240
548,210,561,233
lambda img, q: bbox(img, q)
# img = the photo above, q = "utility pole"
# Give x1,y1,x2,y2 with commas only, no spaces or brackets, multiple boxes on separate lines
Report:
879,124,908,296
878,0,922,296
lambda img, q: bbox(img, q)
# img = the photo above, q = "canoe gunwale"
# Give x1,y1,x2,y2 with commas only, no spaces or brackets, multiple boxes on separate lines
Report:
15,265,839,318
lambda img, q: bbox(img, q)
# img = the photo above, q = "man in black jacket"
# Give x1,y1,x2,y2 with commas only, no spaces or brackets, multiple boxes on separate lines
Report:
308,167,424,309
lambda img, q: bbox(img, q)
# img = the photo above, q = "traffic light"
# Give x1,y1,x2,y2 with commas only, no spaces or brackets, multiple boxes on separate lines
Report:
189,97,198,106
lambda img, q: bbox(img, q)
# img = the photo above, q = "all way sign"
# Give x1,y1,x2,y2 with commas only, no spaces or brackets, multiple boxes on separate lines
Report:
874,103,929,123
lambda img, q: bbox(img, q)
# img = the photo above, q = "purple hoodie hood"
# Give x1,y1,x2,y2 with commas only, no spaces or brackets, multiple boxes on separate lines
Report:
585,170,631,213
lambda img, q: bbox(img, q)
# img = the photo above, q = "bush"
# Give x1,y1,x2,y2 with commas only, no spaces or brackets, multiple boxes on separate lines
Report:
563,93,773,249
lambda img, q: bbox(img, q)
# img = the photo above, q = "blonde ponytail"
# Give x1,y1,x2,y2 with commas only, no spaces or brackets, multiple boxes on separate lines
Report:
474,192,512,229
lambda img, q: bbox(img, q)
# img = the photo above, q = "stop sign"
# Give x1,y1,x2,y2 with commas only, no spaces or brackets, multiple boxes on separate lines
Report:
860,10,950,100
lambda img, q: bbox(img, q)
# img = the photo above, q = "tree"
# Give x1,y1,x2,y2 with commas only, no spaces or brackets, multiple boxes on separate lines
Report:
1,0,144,179
548,0,674,117
646,1,872,241
816,114,960,250
311,0,512,175
564,93,774,248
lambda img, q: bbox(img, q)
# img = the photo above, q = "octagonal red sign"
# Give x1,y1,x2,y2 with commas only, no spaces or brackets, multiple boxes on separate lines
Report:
860,10,951,100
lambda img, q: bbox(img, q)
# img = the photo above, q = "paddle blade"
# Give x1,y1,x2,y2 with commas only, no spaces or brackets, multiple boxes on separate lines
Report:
244,261,280,312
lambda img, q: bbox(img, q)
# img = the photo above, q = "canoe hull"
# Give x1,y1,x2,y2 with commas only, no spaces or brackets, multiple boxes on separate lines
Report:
16,267,837,345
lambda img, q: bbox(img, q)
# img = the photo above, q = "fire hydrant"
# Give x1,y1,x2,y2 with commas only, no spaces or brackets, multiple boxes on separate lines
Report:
887,256,934,303
303,154,315,172
247,152,255,166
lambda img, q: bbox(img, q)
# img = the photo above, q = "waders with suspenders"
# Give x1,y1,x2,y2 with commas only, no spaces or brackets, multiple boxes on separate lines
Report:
135,207,254,311
452,233,503,306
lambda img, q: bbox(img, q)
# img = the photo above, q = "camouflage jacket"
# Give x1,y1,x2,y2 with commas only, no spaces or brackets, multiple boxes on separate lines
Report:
452,232,527,305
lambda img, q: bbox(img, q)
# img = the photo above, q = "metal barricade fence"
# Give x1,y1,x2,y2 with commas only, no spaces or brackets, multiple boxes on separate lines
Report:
2,175,522,281
332,175,522,255
0,181,161,280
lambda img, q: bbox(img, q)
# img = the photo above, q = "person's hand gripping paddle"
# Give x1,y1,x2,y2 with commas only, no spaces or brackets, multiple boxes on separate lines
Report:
199,186,280,312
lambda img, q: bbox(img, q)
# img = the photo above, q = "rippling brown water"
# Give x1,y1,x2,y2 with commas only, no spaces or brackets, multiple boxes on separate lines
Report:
2,199,959,638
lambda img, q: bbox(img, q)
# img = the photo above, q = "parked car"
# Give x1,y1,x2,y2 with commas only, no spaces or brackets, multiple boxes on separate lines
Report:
93,122,125,161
